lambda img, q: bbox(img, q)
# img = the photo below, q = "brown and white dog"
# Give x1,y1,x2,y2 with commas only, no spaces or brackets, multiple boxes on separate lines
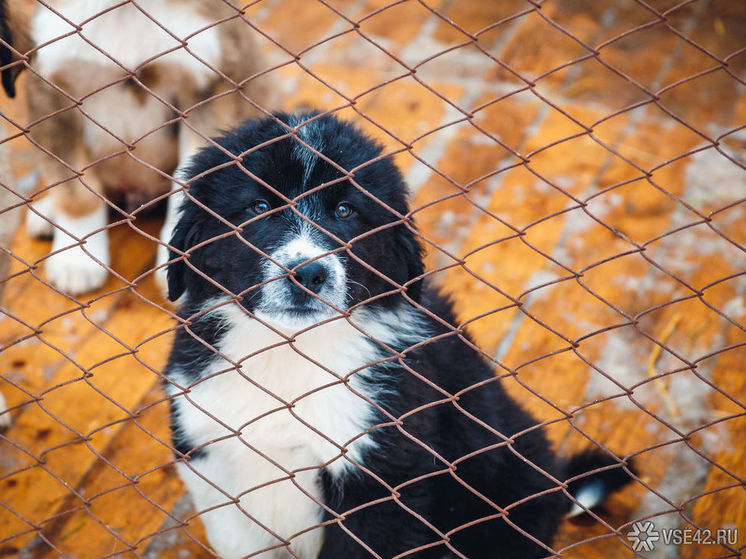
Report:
2,0,273,295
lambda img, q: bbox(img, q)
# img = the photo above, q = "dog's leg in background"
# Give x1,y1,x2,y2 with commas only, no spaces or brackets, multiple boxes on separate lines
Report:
24,141,111,296
25,193,54,238
45,181,110,295
25,174,111,296
27,150,111,295
23,70,112,296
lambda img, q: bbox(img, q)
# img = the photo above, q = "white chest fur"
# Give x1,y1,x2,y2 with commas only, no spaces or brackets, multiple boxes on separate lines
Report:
168,301,423,558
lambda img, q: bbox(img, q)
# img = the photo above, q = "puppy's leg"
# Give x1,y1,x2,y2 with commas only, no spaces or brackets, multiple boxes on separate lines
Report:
177,460,288,559
44,174,110,296
178,462,250,559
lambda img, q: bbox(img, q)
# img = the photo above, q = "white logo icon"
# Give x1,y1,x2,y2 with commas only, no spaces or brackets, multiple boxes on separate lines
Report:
627,521,660,551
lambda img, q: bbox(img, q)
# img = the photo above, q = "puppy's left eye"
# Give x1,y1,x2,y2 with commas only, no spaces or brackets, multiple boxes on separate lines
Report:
334,202,353,219
252,199,271,214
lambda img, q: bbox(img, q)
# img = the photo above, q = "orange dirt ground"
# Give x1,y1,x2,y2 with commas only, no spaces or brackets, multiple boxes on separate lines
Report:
0,1,744,557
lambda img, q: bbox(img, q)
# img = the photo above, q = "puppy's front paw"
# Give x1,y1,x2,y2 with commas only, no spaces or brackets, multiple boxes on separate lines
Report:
25,196,55,239
45,207,111,296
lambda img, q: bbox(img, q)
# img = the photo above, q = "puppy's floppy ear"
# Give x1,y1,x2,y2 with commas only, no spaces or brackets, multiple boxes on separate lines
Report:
0,0,32,98
166,216,198,302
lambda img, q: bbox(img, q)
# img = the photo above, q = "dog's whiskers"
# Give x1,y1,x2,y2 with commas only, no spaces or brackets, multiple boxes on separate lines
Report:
346,279,372,302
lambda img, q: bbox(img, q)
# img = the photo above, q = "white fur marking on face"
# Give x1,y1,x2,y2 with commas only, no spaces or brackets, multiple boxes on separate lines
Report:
168,298,428,558
258,227,346,330
33,1,221,88
288,116,325,188
46,204,110,295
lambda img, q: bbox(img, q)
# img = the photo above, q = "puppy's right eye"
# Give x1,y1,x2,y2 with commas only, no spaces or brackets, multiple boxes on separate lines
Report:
251,200,271,214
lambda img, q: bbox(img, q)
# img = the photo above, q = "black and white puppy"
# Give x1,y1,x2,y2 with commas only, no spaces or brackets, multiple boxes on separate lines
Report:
164,112,634,559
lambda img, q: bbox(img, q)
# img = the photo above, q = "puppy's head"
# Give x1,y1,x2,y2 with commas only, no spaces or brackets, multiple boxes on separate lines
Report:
168,112,423,329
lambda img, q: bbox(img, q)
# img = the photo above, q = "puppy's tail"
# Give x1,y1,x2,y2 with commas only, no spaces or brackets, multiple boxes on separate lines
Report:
563,450,636,518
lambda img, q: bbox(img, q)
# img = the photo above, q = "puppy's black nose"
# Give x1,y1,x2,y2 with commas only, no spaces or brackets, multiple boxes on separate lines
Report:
287,260,328,295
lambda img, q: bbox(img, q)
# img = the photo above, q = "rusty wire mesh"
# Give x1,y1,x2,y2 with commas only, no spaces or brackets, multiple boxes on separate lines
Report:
0,0,744,557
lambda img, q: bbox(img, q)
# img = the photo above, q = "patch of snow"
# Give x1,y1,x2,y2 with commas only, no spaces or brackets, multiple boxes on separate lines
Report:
583,328,653,411
683,137,745,209
523,269,559,303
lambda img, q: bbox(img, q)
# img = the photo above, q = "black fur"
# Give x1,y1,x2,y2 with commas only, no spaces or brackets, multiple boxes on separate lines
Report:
0,0,14,97
164,112,635,558
0,0,22,99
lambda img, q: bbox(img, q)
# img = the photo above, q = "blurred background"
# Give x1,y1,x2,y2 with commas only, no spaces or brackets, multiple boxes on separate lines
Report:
0,0,744,557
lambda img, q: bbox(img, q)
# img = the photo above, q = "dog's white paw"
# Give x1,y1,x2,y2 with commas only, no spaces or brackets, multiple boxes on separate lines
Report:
46,244,110,295
46,206,110,296
25,195,55,239
0,391,10,431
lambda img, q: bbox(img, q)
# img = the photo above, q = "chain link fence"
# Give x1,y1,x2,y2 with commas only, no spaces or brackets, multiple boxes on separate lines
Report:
0,0,744,557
